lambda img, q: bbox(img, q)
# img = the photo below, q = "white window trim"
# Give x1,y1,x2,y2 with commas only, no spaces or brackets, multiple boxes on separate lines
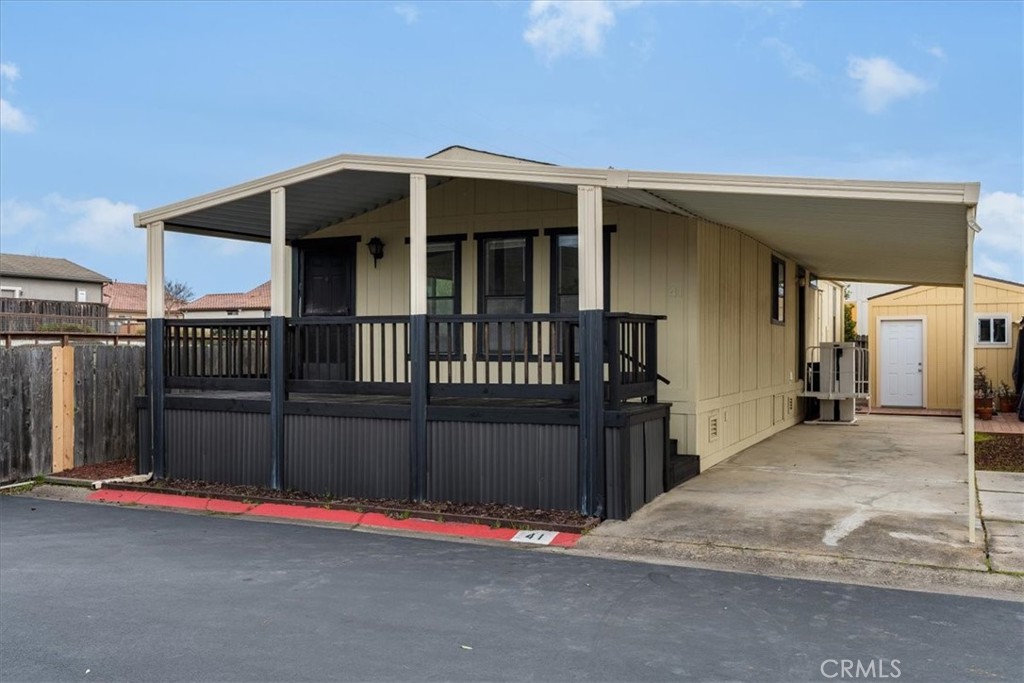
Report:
0,285,23,298
975,313,1012,348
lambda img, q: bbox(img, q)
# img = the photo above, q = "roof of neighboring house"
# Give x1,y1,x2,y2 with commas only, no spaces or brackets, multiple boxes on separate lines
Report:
103,282,148,314
182,280,270,312
867,274,1024,300
0,253,110,284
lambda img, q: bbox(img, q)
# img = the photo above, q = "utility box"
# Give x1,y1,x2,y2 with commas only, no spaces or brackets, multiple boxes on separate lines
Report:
799,342,868,424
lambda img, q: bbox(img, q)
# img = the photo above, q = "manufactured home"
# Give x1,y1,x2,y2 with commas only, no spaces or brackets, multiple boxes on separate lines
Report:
133,146,983,522
869,275,1024,410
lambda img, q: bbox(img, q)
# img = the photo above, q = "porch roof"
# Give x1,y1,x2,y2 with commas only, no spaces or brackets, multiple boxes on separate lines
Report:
134,150,980,286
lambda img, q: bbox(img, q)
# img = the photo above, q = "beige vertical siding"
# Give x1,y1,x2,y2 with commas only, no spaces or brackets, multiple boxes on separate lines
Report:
868,277,1024,410
691,222,842,470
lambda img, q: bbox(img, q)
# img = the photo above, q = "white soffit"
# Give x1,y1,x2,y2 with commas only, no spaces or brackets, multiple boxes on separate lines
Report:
134,151,978,285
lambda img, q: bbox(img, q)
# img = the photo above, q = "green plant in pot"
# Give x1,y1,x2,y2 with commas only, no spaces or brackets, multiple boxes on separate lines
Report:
974,367,995,420
996,381,1017,414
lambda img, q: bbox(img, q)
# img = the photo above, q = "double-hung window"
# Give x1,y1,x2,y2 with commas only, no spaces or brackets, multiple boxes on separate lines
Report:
425,238,462,355
478,233,534,356
976,314,1010,347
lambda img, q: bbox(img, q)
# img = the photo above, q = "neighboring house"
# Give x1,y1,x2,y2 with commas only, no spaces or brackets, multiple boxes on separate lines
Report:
868,275,1024,410
0,253,109,303
103,282,148,320
130,145,981,521
180,281,270,319
845,282,905,336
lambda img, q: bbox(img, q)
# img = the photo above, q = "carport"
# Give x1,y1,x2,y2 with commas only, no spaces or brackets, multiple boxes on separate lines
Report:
584,415,989,570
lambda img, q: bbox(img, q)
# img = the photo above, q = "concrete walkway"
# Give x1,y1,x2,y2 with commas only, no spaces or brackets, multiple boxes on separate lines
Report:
578,415,1023,599
978,471,1024,573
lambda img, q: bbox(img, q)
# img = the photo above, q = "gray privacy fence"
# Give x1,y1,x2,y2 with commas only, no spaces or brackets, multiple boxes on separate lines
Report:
0,343,145,482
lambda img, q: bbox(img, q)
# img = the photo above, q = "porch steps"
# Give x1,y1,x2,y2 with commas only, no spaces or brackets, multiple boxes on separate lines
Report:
666,439,700,490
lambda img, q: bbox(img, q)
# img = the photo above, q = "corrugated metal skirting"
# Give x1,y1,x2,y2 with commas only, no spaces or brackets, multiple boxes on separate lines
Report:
285,415,409,500
605,415,666,520
165,409,270,486
427,421,579,511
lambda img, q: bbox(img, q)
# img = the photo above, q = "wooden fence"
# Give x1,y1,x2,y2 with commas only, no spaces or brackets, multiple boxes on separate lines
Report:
0,298,112,333
0,343,145,482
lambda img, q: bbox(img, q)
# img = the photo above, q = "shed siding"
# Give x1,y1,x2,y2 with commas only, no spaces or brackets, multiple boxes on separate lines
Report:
868,277,1024,410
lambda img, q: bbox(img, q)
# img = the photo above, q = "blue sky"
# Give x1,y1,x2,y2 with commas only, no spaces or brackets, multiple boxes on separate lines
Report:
1,0,1021,297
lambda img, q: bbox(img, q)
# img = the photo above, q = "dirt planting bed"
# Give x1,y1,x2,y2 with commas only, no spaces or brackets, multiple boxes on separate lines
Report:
108,478,597,532
976,434,1024,473
54,460,135,482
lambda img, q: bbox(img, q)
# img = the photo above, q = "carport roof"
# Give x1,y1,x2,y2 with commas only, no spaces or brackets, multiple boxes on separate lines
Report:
134,147,980,286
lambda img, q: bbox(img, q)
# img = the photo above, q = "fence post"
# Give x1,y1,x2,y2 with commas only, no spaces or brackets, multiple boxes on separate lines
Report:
50,344,75,473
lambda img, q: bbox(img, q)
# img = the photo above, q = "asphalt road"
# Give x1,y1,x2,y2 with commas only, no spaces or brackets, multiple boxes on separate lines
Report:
1,496,1021,683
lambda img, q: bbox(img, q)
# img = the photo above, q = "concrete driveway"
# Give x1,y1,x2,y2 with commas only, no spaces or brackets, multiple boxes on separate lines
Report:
581,415,1022,595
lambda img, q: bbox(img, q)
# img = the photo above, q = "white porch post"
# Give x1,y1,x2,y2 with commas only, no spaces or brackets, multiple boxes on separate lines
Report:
270,188,289,316
145,221,165,478
409,173,428,501
269,187,287,490
963,213,977,543
578,185,605,517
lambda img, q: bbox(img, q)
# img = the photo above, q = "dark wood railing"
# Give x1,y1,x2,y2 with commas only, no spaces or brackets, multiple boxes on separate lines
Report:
427,314,579,400
164,320,271,391
162,312,664,405
606,313,663,407
288,316,410,395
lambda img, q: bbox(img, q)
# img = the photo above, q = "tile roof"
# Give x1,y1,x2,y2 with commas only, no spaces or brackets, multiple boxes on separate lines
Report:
0,253,110,283
182,280,270,312
103,282,148,314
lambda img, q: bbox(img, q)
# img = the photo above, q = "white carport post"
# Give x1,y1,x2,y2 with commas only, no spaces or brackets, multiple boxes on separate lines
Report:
269,187,288,490
578,185,605,517
145,221,165,478
963,211,977,543
409,173,428,502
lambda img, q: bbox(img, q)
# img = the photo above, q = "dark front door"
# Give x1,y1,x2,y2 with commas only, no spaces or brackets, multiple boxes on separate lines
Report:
302,243,355,316
298,241,356,381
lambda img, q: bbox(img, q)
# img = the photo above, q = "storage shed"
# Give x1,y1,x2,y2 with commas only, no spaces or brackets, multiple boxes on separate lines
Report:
868,275,1024,410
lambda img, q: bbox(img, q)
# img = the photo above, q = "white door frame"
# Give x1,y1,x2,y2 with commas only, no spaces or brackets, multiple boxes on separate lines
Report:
877,316,927,408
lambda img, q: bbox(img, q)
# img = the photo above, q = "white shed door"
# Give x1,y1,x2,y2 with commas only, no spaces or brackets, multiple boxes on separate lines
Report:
880,320,923,407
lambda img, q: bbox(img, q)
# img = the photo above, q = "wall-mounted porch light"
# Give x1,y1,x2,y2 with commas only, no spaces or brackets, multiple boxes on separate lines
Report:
367,237,385,268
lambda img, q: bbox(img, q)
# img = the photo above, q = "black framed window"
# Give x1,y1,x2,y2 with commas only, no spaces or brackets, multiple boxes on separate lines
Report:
427,240,461,354
771,256,786,324
477,233,534,355
547,227,613,313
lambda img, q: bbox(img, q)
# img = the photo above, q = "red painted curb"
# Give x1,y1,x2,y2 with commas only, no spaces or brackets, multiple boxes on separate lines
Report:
247,503,363,525
86,490,581,547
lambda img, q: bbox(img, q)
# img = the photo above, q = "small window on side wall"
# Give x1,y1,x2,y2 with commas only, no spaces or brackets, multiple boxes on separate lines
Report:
771,256,786,324
977,314,1010,347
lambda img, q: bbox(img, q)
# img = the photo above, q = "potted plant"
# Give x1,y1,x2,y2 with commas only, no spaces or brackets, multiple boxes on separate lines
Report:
997,381,1017,414
974,367,994,417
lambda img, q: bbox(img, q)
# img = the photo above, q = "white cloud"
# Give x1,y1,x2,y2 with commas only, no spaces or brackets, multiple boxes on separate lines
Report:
1,98,33,132
524,0,634,62
0,199,44,236
847,56,930,113
45,195,142,251
0,61,33,133
925,45,945,60
0,62,20,82
762,37,818,83
1,195,142,256
975,191,1024,282
393,3,419,24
